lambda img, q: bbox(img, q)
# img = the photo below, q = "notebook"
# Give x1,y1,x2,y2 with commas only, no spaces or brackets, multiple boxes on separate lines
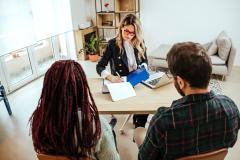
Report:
106,82,136,101
102,77,127,93
141,72,173,89
102,77,136,101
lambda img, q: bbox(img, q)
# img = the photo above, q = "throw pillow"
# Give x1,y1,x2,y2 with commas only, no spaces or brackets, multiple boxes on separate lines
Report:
207,40,218,56
202,42,210,51
216,31,231,61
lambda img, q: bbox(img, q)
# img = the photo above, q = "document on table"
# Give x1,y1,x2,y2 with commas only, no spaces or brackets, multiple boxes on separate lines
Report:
102,77,136,101
106,82,136,101
102,77,127,94
102,79,112,93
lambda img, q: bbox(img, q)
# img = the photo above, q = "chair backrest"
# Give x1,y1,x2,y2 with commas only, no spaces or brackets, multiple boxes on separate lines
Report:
0,84,12,115
177,148,228,160
37,153,93,160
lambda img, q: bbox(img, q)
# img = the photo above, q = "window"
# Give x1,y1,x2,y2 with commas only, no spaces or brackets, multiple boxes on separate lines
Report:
4,48,33,85
32,39,55,73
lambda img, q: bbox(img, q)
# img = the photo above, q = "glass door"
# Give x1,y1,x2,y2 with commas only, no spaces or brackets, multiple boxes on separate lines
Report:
0,48,37,92
31,39,55,75
0,33,73,93
52,34,70,60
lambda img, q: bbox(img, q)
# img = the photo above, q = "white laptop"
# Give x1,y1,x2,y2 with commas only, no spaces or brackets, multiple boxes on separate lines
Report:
141,72,173,89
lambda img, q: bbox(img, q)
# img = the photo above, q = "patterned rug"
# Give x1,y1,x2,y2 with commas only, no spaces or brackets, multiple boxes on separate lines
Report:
209,78,222,95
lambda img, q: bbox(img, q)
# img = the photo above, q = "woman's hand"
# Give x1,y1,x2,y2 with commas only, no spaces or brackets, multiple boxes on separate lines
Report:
106,74,123,83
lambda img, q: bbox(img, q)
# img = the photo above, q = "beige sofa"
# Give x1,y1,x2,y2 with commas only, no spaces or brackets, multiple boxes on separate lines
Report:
204,40,236,78
149,40,236,80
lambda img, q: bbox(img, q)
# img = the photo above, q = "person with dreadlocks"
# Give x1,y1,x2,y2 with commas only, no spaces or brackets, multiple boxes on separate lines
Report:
29,60,120,160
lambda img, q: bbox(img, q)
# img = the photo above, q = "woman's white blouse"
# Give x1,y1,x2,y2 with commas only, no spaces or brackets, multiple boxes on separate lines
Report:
101,41,137,78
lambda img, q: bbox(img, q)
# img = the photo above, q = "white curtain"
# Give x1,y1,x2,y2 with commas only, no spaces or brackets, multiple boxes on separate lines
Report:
30,0,72,40
0,0,35,55
0,0,73,55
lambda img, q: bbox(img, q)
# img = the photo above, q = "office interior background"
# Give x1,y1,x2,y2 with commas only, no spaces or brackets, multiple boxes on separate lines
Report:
0,0,240,160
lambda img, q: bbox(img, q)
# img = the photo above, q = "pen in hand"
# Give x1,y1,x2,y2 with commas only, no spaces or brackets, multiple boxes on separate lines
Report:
116,72,121,78
114,72,123,83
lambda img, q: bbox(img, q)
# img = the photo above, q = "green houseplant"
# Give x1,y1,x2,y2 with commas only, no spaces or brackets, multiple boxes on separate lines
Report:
79,35,104,62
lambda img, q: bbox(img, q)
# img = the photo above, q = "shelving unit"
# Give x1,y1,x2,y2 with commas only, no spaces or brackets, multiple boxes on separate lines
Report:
97,12,116,29
95,0,140,42
74,26,97,60
73,0,140,60
115,0,139,12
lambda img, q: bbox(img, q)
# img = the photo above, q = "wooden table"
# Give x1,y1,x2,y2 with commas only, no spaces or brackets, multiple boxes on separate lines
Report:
88,78,180,114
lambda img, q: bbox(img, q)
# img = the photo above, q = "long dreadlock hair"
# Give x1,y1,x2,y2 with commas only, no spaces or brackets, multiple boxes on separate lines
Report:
29,60,101,158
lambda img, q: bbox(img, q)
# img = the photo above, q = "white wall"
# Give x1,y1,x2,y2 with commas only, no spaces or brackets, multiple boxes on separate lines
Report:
69,0,94,30
140,0,240,65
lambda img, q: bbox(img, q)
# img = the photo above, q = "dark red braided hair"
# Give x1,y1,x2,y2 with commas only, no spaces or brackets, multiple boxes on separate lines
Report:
29,60,101,158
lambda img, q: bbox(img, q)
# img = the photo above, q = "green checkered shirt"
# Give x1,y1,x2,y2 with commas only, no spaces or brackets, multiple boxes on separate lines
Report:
138,91,240,160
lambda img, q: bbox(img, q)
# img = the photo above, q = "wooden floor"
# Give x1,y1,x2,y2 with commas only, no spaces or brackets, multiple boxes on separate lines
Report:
0,61,240,160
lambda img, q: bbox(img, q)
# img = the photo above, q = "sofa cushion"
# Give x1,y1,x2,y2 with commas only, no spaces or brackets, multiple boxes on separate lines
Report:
149,44,172,59
210,55,226,65
207,40,218,56
216,31,231,61
149,57,168,68
212,65,228,75
202,42,211,51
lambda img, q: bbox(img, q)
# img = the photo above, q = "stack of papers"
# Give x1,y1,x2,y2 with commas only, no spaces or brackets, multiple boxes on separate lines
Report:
102,79,112,93
101,66,149,101
102,77,127,93
106,82,136,101
102,77,136,101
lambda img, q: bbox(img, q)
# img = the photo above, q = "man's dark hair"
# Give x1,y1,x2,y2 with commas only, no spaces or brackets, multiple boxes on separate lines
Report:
167,42,212,88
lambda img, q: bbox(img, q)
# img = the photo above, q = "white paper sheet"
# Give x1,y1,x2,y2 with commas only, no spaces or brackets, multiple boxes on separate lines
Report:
106,82,136,101
102,77,127,93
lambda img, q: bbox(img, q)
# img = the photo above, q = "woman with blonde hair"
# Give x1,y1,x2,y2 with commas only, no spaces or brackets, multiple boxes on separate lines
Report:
96,14,148,128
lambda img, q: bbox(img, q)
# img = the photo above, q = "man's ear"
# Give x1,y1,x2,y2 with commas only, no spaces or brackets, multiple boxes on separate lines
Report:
176,76,186,89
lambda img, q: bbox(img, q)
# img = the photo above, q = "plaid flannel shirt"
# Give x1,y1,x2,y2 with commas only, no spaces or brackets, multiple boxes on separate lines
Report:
138,91,240,160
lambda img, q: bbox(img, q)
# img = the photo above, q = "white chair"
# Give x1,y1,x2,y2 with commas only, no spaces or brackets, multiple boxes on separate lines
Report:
0,82,12,115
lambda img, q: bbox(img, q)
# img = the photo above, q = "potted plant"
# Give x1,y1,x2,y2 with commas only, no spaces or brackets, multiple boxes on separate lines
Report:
79,35,104,62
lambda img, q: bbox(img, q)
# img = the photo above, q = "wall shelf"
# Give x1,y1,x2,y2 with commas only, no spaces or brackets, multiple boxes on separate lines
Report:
74,26,97,60
115,0,139,12
95,0,140,43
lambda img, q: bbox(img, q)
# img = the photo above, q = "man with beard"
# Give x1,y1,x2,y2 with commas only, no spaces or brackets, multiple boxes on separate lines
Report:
133,42,240,160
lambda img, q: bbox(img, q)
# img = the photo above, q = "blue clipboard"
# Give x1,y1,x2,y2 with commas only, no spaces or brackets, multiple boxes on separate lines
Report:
127,66,149,87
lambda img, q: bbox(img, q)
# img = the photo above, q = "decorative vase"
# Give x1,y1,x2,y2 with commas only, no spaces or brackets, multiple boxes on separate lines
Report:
104,3,110,12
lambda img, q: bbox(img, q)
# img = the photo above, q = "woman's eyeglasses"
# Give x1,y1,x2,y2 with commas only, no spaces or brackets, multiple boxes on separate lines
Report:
123,29,135,36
